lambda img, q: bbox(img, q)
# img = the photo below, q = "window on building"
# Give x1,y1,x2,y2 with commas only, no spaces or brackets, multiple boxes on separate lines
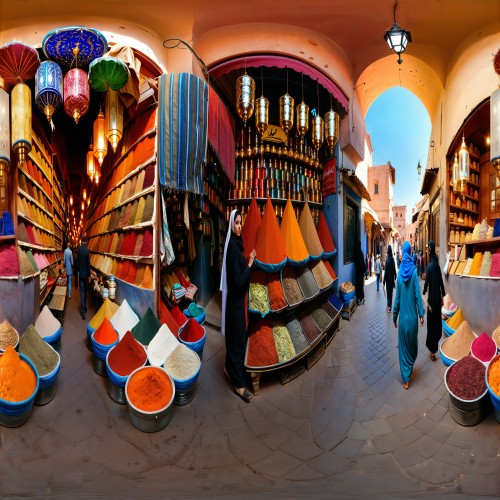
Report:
490,174,500,213
374,183,379,195
344,198,359,264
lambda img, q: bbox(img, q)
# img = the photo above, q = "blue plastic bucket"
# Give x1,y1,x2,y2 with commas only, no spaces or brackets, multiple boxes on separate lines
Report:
183,303,206,325
485,354,500,423
43,326,62,352
86,325,96,351
439,338,459,367
442,320,455,337
35,347,61,406
178,323,206,359
0,353,39,427
165,347,201,406
91,331,119,377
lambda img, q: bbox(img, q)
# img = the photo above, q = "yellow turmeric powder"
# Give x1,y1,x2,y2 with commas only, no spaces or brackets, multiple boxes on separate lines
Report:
0,345,37,402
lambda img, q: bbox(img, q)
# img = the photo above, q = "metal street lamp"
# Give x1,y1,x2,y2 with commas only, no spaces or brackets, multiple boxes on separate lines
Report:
384,0,412,64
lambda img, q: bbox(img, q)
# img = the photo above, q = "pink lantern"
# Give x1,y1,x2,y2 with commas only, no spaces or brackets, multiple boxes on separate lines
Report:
64,68,89,124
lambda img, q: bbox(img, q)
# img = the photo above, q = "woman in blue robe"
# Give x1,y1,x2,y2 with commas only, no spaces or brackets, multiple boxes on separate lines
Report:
393,241,425,389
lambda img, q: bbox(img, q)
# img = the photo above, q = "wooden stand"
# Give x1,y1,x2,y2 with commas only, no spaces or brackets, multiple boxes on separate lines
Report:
341,298,357,321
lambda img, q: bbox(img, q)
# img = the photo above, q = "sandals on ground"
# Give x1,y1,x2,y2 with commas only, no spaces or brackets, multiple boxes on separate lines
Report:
234,387,252,403
430,353,436,361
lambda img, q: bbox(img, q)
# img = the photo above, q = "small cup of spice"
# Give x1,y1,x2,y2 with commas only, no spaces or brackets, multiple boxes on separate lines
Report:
0,319,19,352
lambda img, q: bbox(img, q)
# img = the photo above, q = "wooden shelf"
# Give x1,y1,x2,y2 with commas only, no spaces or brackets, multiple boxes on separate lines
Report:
90,250,153,263
18,188,53,218
18,240,56,252
19,167,52,198
0,235,15,243
449,205,479,216
463,236,500,247
449,221,474,229
18,212,55,236
87,220,153,239
236,149,323,172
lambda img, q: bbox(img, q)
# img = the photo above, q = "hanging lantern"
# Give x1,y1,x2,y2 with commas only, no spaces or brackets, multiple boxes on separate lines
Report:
87,144,95,180
452,152,460,195
279,94,294,137
311,115,324,150
235,72,255,126
0,41,40,85
296,102,309,137
69,194,73,206
324,109,340,149
83,188,87,201
458,134,470,182
0,87,10,169
35,61,63,123
0,161,7,212
81,201,85,211
89,56,129,93
93,110,107,165
490,64,500,176
255,96,269,136
105,90,123,152
11,83,32,166
64,67,90,124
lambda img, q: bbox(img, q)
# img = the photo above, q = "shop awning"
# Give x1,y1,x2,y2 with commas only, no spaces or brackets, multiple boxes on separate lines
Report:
411,199,430,223
420,167,439,195
342,169,371,201
363,205,384,232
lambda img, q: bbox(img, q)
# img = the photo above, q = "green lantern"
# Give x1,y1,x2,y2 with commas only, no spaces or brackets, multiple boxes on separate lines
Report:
88,56,129,93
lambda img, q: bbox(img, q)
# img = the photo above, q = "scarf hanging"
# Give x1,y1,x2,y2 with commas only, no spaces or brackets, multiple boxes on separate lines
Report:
160,194,175,266
220,209,237,336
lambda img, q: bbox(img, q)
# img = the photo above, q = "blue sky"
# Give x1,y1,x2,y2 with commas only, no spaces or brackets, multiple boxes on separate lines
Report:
365,87,431,223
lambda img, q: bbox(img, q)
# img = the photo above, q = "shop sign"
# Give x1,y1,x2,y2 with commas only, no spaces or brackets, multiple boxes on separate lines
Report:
322,156,337,196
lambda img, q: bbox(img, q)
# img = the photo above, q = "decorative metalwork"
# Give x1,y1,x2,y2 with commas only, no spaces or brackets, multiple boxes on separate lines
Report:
35,61,63,123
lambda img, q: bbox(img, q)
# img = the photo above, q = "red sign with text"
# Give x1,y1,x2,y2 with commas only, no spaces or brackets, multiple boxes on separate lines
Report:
322,157,337,196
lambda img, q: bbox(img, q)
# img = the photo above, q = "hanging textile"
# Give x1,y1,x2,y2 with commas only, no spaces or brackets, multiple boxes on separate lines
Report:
160,194,175,266
183,191,190,230
241,198,261,259
280,198,309,266
208,86,235,181
158,73,208,194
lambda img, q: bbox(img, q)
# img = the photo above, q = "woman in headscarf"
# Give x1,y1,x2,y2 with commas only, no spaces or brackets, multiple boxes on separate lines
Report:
393,241,425,389
423,240,446,361
383,244,397,315
354,240,367,304
220,209,256,402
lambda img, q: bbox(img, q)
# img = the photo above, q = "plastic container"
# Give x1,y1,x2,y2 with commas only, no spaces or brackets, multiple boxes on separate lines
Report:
439,338,459,367
125,366,175,432
485,354,500,424
183,302,206,324
86,325,95,352
178,321,206,360
444,362,490,426
43,326,62,352
91,330,119,378
34,346,61,406
0,353,39,427
168,352,201,406
442,320,456,337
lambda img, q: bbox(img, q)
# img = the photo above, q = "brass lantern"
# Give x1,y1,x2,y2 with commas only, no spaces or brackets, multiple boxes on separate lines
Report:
324,109,339,149
235,72,255,126
105,90,123,152
452,152,460,195
491,86,500,177
87,144,96,180
296,101,309,137
0,87,10,210
11,82,32,166
311,114,324,150
93,110,108,165
279,94,294,137
458,135,470,183
255,96,269,136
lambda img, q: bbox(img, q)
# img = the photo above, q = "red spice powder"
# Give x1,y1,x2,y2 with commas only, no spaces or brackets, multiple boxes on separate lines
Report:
179,318,205,343
446,355,486,400
93,317,119,345
246,320,278,367
127,367,172,412
0,243,20,276
267,274,287,311
159,300,180,337
108,331,147,376
170,306,188,327
471,332,497,362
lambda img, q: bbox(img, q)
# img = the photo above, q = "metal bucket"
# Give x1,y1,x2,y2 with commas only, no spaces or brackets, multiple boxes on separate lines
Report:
92,354,107,377
127,402,173,432
107,378,126,405
447,392,491,426
35,381,57,406
174,383,197,406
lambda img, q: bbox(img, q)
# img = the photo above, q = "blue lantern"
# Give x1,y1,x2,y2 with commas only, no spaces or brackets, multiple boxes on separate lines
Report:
35,61,63,123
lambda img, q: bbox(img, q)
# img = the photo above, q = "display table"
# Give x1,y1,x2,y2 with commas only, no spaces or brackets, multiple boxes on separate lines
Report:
48,285,66,323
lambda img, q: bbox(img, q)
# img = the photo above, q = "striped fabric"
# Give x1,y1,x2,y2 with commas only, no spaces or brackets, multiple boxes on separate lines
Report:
158,73,208,194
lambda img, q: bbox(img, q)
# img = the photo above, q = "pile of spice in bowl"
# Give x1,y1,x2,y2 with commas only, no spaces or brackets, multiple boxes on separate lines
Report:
471,332,497,364
440,320,476,365
445,354,486,401
0,319,19,352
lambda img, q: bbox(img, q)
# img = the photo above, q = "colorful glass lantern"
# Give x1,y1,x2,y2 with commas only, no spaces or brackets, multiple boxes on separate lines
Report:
93,110,108,165
11,83,32,166
35,61,63,123
89,56,129,92
104,90,123,152
324,109,339,149
235,72,255,126
279,94,294,137
0,88,10,170
458,135,470,183
0,41,40,84
311,115,324,150
86,144,95,180
255,96,269,136
491,86,500,177
296,101,309,137
64,67,90,124
452,152,460,195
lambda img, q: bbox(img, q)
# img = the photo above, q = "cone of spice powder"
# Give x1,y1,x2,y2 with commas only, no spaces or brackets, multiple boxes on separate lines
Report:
19,324,59,376
441,320,476,360
128,199,139,226
17,246,36,277
147,324,179,366
126,261,138,284
93,317,119,346
18,221,30,242
159,300,181,337
471,332,497,363
107,331,147,377
142,163,155,189
0,243,20,276
133,232,144,256
135,169,146,193
140,229,153,256
110,299,140,339
170,306,188,328
141,265,153,288
241,198,261,259
134,197,146,224
35,305,61,338
0,345,37,402
141,194,154,223
135,264,146,286
323,259,337,280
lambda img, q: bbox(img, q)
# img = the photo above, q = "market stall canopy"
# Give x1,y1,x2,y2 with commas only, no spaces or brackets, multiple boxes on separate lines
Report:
241,198,261,259
363,208,384,233
254,198,287,273
280,198,309,266
316,210,336,258
298,202,324,261
341,169,371,201
411,198,430,223
420,167,439,195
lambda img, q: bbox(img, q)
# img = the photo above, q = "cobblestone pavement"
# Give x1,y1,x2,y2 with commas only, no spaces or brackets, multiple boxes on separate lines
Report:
2,278,499,498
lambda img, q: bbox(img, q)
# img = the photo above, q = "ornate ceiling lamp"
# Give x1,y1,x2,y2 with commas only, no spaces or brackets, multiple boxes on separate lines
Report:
35,61,63,124
324,95,339,150
384,0,412,64
104,90,123,152
11,82,32,166
0,88,10,207
86,143,95,180
235,69,255,126
63,48,90,124
254,67,268,137
490,49,500,177
311,81,324,150
458,134,470,185
279,67,294,137
452,152,461,195
93,109,108,165
296,73,309,138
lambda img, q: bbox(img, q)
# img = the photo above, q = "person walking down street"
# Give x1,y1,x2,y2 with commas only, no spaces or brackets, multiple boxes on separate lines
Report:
423,241,446,361
370,253,375,277
375,254,381,291
77,234,91,320
383,244,397,314
393,241,425,390
354,240,367,305
220,209,256,403
63,242,73,299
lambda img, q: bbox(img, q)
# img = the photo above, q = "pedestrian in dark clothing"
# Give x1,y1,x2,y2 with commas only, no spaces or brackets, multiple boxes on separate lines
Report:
423,240,446,361
220,209,256,402
77,234,91,320
383,244,397,314
354,240,366,305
